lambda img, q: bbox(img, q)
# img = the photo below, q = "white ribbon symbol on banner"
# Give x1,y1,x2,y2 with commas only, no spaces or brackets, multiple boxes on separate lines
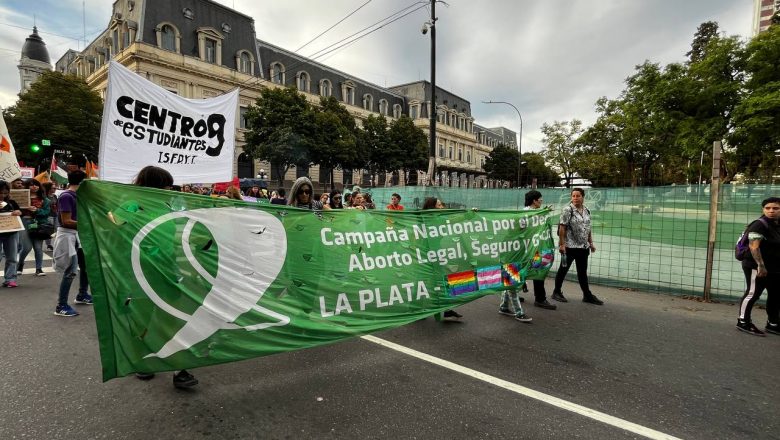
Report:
131,207,290,359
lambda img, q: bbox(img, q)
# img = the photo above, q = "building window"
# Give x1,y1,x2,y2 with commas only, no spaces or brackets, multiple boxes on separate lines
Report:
448,145,453,159
342,82,355,105
410,105,419,119
379,99,388,116
270,62,285,84
319,167,331,184
239,52,251,74
438,141,445,158
363,94,373,111
239,107,249,129
204,39,216,63
123,27,130,49
161,25,176,51
296,71,310,93
319,79,332,97
393,104,402,119
458,147,463,161
466,149,471,163
342,169,353,186
197,27,223,65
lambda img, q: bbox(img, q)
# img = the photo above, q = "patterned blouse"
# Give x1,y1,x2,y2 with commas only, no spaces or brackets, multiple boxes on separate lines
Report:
559,203,591,249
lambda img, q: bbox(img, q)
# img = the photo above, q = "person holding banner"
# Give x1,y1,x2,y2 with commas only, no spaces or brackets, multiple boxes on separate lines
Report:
131,165,199,389
524,190,557,310
323,190,344,210
0,181,22,288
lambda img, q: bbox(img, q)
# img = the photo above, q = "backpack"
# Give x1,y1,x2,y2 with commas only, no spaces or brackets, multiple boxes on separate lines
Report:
735,217,769,261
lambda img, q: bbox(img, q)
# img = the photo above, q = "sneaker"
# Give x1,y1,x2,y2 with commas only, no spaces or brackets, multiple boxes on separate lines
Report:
518,296,525,303
35,269,46,277
173,369,198,389
135,372,156,380
765,322,780,335
534,300,557,310
551,292,568,303
498,307,515,316
54,304,80,317
515,313,533,323
583,295,604,306
736,321,766,336
3,281,18,288
74,294,93,305
521,283,529,293
443,310,463,319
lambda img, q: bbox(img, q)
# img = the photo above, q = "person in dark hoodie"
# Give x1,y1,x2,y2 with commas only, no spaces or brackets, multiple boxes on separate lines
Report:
288,177,323,210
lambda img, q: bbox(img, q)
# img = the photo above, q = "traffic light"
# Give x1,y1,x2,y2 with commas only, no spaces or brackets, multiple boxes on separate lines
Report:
30,143,41,153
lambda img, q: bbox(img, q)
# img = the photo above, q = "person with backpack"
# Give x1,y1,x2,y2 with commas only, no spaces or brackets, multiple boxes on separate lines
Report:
551,188,604,306
736,197,780,336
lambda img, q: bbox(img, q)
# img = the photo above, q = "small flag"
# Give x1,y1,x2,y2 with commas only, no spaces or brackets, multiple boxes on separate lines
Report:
0,112,22,181
86,160,99,178
50,154,68,185
34,171,51,183
446,271,477,297
476,265,503,290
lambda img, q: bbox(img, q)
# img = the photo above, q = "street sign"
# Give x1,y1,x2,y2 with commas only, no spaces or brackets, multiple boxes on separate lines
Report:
41,139,51,146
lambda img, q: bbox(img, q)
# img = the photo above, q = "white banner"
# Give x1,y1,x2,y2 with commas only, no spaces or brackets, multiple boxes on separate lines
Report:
99,61,238,184
0,112,22,182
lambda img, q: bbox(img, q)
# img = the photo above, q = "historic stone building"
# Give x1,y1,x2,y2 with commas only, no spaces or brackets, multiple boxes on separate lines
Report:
18,27,53,94
49,0,512,189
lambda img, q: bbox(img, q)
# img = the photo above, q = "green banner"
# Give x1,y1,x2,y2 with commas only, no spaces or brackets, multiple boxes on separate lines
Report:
78,181,555,381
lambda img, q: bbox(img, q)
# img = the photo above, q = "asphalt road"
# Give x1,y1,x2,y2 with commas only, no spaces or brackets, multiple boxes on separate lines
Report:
0,270,778,440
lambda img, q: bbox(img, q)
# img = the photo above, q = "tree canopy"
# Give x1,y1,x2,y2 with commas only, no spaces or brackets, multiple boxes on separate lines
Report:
3,71,103,167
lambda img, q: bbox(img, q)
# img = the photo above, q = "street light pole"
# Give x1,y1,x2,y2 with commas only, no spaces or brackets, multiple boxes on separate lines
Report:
482,100,522,187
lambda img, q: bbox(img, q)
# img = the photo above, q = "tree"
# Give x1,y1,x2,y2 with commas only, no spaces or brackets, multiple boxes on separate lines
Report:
730,25,780,179
521,152,560,187
358,114,392,185
4,71,102,167
541,119,583,187
388,115,428,185
310,102,358,189
483,144,519,185
687,21,720,63
243,87,317,185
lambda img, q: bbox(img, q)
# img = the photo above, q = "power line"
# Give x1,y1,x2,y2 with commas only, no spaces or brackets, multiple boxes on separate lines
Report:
295,0,373,53
0,21,102,42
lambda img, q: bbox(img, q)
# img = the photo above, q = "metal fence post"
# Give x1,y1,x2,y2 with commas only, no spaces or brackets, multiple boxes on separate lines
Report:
703,141,722,301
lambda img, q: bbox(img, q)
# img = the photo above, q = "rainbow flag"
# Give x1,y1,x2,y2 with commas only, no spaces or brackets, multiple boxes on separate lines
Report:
476,265,503,290
447,271,477,297
502,262,523,286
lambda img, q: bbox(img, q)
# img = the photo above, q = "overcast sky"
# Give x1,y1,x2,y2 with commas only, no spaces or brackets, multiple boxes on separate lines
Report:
0,0,753,152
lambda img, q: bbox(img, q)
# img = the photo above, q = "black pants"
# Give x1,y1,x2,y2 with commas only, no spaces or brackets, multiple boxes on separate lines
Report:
739,267,779,324
532,279,548,303
553,247,592,298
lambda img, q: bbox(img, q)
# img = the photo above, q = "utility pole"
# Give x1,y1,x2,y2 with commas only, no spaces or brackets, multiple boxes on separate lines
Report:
425,0,437,186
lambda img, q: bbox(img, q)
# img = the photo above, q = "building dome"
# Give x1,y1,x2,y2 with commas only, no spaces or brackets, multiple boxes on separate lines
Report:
21,26,50,64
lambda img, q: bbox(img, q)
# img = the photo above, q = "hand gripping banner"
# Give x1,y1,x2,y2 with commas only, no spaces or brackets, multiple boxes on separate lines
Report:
78,181,555,381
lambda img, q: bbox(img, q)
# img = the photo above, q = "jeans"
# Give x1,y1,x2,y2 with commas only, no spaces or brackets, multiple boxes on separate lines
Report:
18,219,44,271
58,247,89,306
553,247,593,298
0,232,19,282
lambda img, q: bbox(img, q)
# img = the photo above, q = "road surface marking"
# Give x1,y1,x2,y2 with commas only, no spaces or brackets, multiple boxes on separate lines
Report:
362,335,682,440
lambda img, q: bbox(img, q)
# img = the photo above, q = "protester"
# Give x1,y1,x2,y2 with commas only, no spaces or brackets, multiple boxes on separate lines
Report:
245,185,262,198
182,185,192,193
224,185,243,200
552,188,603,305
288,177,323,210
18,179,50,276
422,197,467,320
52,170,91,317
324,190,343,210
344,192,353,208
524,190,556,310
363,193,376,210
131,166,199,388
349,192,366,210
386,193,404,211
736,197,780,336
0,181,22,288
11,178,23,189
319,192,329,206
270,188,287,205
